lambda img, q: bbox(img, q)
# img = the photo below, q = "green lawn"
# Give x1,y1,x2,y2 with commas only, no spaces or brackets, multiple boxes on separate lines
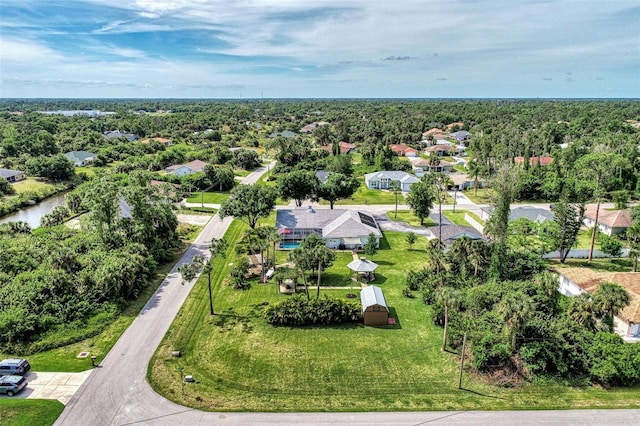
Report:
324,181,404,205
186,191,230,205
149,221,640,412
0,399,64,426
386,210,435,227
442,210,472,226
462,188,491,205
10,178,57,194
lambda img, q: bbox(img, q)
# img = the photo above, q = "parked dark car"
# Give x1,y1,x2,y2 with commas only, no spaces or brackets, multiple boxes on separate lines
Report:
0,375,27,396
0,359,31,376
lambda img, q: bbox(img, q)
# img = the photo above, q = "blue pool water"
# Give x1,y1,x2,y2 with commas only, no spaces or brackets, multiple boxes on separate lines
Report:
280,242,301,249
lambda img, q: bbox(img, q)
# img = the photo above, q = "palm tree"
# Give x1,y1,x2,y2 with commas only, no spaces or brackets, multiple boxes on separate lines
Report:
312,244,336,298
258,226,280,273
468,240,487,276
240,229,269,282
467,160,482,196
206,238,227,315
426,239,448,276
625,222,640,272
436,286,459,351
389,180,401,219
568,293,596,330
498,292,534,350
289,248,311,300
448,236,473,276
593,282,630,332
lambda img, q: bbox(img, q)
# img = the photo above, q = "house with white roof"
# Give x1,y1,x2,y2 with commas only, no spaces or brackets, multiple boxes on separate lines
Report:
164,160,207,177
364,171,419,192
276,207,382,250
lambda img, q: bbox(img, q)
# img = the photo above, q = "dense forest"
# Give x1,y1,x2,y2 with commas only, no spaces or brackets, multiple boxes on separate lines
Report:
0,99,639,384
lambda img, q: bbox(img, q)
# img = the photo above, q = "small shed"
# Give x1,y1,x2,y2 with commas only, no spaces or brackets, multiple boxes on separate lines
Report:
360,285,389,326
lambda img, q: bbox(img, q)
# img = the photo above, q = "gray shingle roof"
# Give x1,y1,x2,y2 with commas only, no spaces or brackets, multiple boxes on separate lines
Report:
509,207,554,223
276,208,381,239
0,168,24,179
364,171,419,184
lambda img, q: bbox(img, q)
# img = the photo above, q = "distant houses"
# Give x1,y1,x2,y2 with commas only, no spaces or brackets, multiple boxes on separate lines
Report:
514,156,554,167
410,158,454,176
319,141,356,155
389,144,418,157
64,151,97,166
0,168,26,183
142,137,173,147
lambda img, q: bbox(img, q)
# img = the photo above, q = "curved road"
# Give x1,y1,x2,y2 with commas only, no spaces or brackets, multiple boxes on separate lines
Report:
56,169,639,425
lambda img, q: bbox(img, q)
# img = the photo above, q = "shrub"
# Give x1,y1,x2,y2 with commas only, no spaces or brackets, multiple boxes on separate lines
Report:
264,295,362,326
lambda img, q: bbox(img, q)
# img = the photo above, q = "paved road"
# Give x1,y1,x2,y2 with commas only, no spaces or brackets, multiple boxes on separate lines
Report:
56,169,639,425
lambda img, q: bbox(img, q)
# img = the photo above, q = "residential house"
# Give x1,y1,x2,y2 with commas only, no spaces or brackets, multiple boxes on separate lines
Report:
556,268,640,337
64,151,97,166
446,122,464,131
276,207,382,250
509,206,554,223
0,168,26,183
514,156,554,167
425,144,457,156
104,130,138,141
448,130,470,142
449,173,483,191
410,158,454,176
144,137,173,147
583,205,632,236
389,144,418,157
315,170,332,184
364,171,419,192
421,128,445,143
164,159,207,177
268,130,297,138
437,225,484,247
319,141,356,155
300,121,329,134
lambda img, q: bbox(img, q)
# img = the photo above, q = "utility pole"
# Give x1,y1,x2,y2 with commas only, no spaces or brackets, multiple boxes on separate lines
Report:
458,332,467,389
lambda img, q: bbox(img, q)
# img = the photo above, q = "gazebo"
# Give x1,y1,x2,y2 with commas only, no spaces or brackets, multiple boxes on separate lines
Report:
347,257,379,283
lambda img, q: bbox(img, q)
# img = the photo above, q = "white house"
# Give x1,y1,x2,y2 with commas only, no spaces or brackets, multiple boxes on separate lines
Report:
64,151,97,166
583,205,632,236
556,268,640,337
364,171,419,192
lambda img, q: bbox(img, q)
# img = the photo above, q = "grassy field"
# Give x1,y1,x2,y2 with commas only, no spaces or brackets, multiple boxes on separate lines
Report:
328,181,405,205
149,220,640,412
442,210,472,226
9,178,57,194
0,399,64,426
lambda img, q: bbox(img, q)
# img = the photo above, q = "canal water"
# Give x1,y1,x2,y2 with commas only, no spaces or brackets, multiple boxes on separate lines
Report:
0,193,68,229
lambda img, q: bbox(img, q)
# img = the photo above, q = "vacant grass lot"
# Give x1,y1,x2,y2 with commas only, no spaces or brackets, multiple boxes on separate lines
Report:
149,220,640,412
0,399,64,426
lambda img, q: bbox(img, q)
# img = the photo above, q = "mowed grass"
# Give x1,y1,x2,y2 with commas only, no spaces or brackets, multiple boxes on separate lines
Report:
149,221,640,411
386,210,435,227
186,191,230,205
329,181,405,205
0,399,64,426
7,178,56,195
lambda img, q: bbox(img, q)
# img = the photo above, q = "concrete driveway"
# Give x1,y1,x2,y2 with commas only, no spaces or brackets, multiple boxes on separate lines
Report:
1,371,92,404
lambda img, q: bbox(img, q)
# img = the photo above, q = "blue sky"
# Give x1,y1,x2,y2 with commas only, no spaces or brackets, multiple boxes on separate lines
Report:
1,0,638,98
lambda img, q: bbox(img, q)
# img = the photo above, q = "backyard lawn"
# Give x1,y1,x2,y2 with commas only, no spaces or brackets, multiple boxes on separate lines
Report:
148,220,640,412
386,210,435,227
326,181,404,205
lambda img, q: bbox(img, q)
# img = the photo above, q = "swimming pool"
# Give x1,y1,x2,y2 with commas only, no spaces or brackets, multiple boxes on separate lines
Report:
279,242,301,249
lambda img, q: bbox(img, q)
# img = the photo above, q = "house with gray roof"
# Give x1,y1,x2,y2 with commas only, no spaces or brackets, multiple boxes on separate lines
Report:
364,171,419,192
104,130,138,141
0,168,26,183
164,160,207,177
438,225,484,247
64,151,97,166
276,207,382,250
480,206,554,224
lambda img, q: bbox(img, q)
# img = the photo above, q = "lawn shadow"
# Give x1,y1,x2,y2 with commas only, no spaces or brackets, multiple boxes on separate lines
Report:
385,306,402,329
210,309,254,334
369,273,387,284
459,387,503,399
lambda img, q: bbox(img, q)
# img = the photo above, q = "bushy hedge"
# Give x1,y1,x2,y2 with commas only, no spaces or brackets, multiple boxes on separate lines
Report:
264,295,362,326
